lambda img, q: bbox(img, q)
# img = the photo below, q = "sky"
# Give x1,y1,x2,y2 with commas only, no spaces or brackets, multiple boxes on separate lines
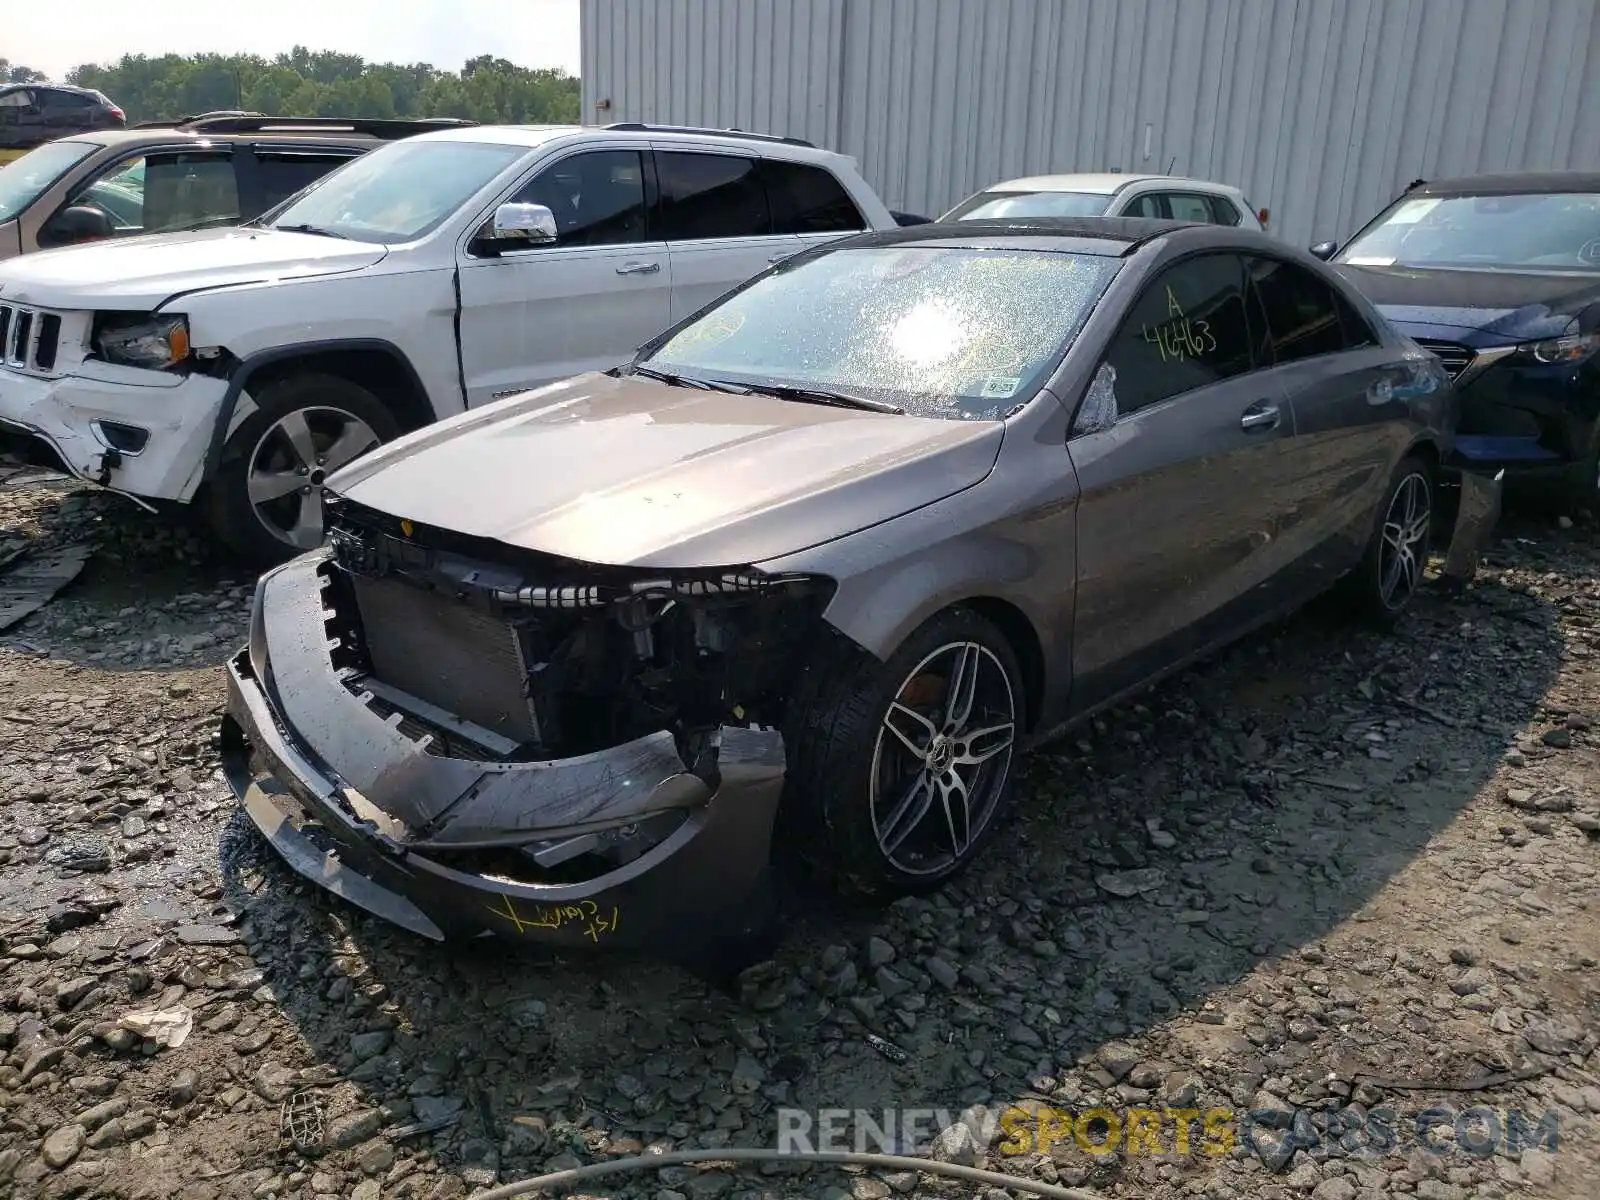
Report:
6,0,583,79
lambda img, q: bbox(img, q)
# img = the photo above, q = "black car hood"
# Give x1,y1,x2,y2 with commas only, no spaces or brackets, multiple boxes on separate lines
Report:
1336,263,1600,343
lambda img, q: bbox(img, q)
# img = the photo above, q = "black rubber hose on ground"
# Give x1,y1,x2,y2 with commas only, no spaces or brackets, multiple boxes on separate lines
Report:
470,1147,1106,1200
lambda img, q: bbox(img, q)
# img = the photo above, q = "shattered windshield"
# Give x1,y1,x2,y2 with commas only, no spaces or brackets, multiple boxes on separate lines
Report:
642,245,1120,420
943,189,1112,221
1337,192,1600,272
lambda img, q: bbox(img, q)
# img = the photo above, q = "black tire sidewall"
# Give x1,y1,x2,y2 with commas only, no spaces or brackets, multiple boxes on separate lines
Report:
794,608,1026,898
205,373,401,565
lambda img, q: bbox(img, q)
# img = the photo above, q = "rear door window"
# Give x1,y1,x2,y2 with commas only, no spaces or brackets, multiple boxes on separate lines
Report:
655,151,770,240
1104,252,1258,414
251,149,361,212
1247,257,1351,363
759,160,864,233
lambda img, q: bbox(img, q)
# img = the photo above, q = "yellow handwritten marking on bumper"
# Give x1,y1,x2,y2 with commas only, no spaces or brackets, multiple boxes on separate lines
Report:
486,895,621,941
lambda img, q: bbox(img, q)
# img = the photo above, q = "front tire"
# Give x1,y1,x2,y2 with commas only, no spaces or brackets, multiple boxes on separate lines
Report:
786,609,1025,900
205,373,399,565
1343,454,1433,627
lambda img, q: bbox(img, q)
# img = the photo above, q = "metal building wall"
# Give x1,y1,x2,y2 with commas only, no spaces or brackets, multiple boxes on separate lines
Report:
580,0,1600,247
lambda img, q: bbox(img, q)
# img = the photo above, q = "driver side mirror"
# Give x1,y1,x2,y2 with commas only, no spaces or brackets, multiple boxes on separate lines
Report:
478,202,557,253
39,205,115,249
1309,240,1338,261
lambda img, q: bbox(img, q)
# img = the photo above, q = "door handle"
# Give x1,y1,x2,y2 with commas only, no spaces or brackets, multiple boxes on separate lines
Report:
1240,402,1281,431
615,261,660,275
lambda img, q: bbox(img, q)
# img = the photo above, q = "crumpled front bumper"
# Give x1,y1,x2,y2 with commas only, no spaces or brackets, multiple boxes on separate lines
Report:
220,554,787,951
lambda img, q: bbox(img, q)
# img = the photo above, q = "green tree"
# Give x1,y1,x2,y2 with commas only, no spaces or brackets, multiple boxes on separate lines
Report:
63,50,577,124
1,60,50,84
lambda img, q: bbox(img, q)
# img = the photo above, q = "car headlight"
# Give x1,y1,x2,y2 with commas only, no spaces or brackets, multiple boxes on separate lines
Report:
1518,332,1600,365
92,313,190,370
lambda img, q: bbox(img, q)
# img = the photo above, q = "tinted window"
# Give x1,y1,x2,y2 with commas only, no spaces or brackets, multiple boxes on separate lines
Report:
43,91,93,111
511,149,649,247
0,91,33,110
1336,293,1378,349
1104,253,1256,414
761,160,864,233
255,151,360,210
656,151,769,240
646,246,1119,421
1248,257,1346,363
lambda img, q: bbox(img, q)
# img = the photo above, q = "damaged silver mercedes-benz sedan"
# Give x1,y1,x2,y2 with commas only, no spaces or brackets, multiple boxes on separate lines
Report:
221,217,1502,956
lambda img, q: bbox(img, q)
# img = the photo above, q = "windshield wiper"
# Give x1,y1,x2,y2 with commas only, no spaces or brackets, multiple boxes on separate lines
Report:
272,222,350,240
631,365,750,394
744,383,904,415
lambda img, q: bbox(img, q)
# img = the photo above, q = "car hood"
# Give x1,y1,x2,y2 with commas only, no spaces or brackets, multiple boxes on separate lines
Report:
0,227,388,310
330,373,1005,567
1336,263,1600,345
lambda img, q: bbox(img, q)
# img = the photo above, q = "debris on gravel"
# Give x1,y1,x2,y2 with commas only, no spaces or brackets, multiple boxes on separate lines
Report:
0,466,1597,1199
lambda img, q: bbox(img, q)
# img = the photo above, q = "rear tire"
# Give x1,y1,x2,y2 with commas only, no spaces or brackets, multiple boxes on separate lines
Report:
204,373,400,566
1341,454,1433,628
784,609,1025,900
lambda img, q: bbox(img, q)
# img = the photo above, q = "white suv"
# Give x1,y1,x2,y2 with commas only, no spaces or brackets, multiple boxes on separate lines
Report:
943,173,1265,230
0,123,897,559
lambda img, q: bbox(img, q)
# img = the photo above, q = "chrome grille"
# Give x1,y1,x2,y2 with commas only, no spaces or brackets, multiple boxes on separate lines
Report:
0,303,61,372
1415,338,1475,381
347,573,541,745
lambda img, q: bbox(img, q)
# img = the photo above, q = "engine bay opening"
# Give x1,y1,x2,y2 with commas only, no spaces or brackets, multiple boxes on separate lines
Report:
320,497,834,771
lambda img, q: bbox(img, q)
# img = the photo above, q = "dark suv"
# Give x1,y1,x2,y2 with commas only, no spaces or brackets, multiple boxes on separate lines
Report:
0,113,476,260
0,84,125,161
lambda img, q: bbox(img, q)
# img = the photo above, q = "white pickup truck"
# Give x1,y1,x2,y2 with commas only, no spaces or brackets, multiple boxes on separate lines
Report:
0,122,900,559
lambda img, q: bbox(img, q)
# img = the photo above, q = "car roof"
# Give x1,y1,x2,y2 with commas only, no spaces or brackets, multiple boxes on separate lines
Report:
404,122,860,168
828,215,1237,256
1411,170,1600,196
978,172,1240,196
51,128,388,152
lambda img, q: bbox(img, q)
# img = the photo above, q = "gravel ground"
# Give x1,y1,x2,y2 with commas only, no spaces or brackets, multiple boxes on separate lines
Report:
1,463,1597,1200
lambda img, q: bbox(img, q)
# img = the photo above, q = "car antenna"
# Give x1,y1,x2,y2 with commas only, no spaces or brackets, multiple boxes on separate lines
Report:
1165,155,1176,175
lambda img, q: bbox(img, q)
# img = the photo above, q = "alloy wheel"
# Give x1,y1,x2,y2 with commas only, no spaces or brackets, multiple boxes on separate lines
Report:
869,641,1017,876
1379,471,1431,610
246,406,379,550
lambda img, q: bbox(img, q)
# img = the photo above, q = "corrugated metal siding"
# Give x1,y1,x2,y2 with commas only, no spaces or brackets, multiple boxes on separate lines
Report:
581,0,1600,246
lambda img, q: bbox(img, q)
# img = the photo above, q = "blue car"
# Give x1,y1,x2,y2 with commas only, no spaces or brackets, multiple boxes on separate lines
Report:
1314,172,1600,504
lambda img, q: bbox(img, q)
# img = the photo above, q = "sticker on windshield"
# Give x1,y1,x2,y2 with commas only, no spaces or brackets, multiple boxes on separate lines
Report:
1388,197,1441,224
670,309,746,350
1345,256,1396,267
980,375,1022,399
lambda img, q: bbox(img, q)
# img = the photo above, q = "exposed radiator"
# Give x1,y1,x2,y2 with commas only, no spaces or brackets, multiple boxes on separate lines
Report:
348,573,540,745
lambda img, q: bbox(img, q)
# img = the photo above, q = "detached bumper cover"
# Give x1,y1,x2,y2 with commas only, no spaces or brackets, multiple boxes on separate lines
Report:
1440,461,1503,586
221,554,786,949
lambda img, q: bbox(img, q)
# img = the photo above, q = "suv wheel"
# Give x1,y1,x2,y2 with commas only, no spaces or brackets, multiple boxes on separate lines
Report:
206,373,399,564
